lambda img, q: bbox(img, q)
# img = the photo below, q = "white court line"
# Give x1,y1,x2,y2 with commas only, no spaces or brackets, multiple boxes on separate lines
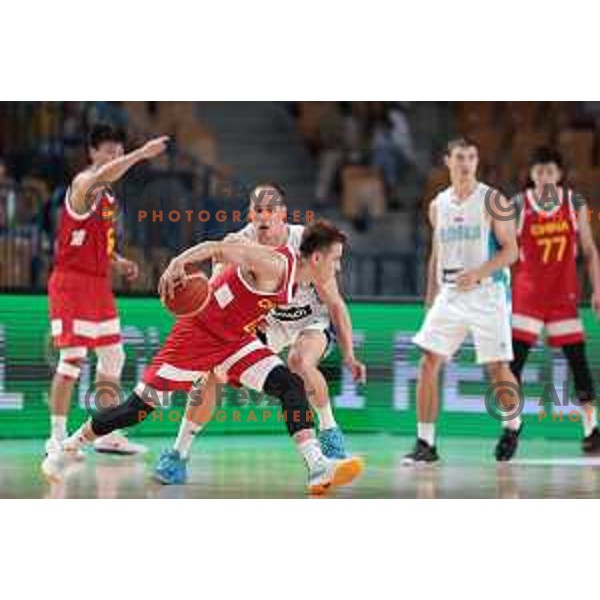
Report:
511,457,600,467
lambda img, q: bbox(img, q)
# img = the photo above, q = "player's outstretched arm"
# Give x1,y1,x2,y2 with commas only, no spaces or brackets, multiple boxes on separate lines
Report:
171,240,284,274
577,206,600,313
159,241,286,299
457,191,518,290
70,136,169,214
315,277,366,383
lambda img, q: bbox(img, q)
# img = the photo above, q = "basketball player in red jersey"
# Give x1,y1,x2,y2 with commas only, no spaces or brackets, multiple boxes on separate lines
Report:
510,147,600,453
152,183,367,485
45,124,169,462
58,220,364,495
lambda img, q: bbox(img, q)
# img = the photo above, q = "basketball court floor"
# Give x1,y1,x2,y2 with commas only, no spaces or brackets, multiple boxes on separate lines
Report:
1,434,600,498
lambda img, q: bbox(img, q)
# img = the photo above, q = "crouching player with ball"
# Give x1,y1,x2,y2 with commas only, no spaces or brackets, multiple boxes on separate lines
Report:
153,183,366,485
52,220,365,495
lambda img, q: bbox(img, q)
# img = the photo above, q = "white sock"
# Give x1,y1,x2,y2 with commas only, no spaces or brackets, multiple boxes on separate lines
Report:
315,403,337,431
504,415,522,432
417,422,435,446
50,415,67,441
173,419,202,459
580,405,598,437
298,438,325,470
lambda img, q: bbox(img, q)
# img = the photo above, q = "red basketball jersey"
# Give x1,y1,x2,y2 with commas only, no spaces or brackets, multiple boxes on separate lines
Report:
194,245,297,342
52,187,117,277
513,188,579,307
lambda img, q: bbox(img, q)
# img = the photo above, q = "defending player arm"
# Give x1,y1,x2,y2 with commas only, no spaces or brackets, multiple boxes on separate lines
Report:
160,241,286,298
69,136,169,215
315,277,366,383
577,203,600,312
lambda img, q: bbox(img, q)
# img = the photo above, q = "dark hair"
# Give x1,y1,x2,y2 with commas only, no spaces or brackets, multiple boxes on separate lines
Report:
300,219,347,257
445,137,479,156
528,146,563,170
88,123,126,150
249,181,286,207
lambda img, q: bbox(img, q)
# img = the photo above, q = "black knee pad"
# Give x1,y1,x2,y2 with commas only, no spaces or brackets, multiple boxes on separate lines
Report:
91,392,155,437
510,339,531,383
562,343,595,404
263,365,314,436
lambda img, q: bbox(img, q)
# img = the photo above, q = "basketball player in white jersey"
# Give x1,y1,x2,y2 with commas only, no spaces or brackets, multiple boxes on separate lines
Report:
404,138,523,463
152,183,366,484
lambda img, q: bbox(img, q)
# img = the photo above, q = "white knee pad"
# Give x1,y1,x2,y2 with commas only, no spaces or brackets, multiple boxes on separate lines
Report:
56,347,88,380
95,344,126,379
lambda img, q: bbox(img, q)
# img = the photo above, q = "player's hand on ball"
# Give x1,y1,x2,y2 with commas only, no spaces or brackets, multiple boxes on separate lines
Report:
140,136,170,160
456,269,480,291
345,356,367,384
159,259,186,300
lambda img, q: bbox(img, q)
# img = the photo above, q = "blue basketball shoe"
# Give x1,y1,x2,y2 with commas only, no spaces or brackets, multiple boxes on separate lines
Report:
153,449,188,485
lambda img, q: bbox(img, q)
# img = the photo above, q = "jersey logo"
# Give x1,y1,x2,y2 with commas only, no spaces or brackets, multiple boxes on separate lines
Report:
70,229,86,246
530,220,569,237
214,284,234,308
271,305,312,321
439,224,481,243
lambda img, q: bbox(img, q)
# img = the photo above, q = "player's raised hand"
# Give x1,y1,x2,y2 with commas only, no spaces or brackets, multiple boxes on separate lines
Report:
345,356,367,384
140,136,170,160
159,258,186,300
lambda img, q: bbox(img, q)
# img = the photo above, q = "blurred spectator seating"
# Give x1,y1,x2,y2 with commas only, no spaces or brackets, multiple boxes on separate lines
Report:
558,129,595,168
19,175,49,224
571,166,600,243
341,166,386,220
123,101,218,168
570,166,600,203
422,166,449,203
0,238,32,288
297,102,336,151
456,102,497,135
510,131,551,166
506,102,541,132
469,131,505,160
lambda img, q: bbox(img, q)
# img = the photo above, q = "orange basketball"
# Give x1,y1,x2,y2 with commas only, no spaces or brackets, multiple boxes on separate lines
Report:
162,266,211,318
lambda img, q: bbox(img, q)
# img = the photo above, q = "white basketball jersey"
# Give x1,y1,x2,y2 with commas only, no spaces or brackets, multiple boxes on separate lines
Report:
433,182,508,289
237,224,330,325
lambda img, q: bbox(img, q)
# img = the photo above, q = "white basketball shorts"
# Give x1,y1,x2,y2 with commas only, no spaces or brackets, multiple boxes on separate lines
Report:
413,283,513,364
